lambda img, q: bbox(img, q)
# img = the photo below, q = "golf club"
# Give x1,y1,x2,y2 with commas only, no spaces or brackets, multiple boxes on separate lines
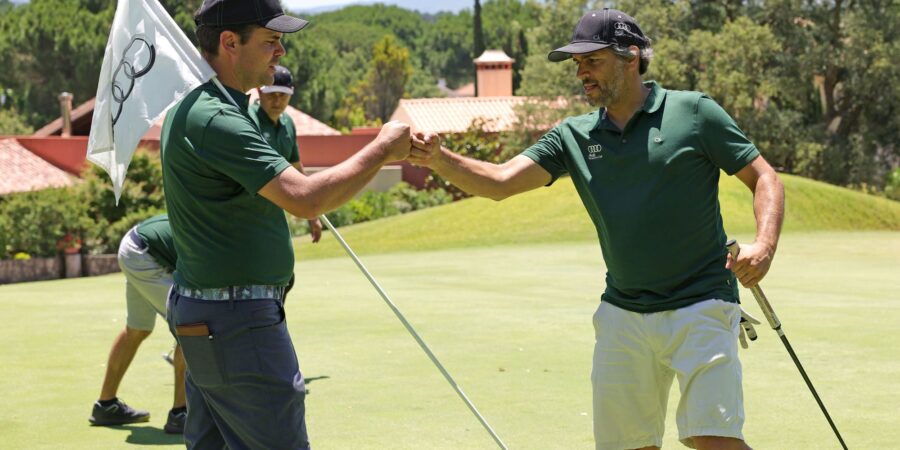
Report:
726,239,848,450
321,215,509,450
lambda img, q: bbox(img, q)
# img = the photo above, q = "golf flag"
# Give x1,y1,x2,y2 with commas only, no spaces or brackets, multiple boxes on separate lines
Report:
87,0,214,202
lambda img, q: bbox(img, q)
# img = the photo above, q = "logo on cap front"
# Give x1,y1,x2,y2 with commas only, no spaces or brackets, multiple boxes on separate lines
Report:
614,22,631,36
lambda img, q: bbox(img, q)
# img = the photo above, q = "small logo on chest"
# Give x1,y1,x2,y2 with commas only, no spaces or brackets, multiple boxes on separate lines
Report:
586,144,604,160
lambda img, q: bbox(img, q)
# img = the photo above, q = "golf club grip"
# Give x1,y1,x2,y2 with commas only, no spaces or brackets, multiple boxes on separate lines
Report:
725,239,782,331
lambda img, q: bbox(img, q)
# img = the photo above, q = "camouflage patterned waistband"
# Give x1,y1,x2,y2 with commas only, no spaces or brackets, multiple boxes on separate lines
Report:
175,284,285,301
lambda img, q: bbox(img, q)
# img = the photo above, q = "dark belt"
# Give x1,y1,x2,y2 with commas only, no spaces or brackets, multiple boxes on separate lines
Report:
127,227,148,251
175,284,285,301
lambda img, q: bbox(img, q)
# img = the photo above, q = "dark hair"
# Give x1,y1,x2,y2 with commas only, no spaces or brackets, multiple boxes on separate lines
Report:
611,44,653,75
195,23,257,56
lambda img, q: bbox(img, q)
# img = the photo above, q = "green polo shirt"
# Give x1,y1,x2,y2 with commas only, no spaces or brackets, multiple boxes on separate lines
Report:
136,214,176,272
249,103,300,164
160,81,294,289
521,81,759,313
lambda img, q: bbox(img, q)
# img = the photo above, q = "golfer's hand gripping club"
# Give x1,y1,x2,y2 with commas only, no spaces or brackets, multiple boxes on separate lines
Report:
726,240,782,334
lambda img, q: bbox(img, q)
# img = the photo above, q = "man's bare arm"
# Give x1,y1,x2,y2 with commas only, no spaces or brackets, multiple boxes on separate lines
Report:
410,133,551,201
727,155,785,286
259,121,410,219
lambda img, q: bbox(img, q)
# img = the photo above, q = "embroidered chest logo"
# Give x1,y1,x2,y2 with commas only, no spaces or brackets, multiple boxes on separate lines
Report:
587,144,603,160
263,132,271,140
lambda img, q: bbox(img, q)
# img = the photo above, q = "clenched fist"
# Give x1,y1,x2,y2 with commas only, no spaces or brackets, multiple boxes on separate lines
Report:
375,121,412,161
409,131,442,167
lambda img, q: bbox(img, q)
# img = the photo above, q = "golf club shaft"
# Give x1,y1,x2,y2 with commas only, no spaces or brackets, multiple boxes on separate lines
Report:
725,240,848,450
319,215,510,450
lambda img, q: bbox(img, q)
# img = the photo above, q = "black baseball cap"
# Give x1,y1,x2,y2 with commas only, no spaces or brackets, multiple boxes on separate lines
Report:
548,8,648,62
195,0,309,33
260,65,294,95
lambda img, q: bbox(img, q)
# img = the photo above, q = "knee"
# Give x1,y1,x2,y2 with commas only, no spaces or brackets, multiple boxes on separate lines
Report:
124,327,152,342
691,436,751,450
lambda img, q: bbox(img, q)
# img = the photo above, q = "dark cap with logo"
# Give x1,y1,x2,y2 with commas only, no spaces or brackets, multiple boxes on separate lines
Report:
195,0,309,33
548,8,648,62
260,65,294,95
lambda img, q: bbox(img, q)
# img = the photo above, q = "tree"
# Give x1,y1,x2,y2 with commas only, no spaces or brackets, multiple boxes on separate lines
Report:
0,108,33,135
481,0,542,92
418,11,473,89
334,35,412,129
518,0,597,98
473,0,485,96
0,0,113,128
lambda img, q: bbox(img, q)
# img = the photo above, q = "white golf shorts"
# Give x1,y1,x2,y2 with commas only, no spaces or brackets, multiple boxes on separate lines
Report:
117,229,174,331
591,299,744,450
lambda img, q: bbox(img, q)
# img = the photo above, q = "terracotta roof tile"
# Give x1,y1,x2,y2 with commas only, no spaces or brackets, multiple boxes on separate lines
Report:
390,96,527,134
0,139,76,195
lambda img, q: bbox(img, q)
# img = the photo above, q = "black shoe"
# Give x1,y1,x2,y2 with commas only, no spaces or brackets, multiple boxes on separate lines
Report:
89,399,150,426
164,408,186,434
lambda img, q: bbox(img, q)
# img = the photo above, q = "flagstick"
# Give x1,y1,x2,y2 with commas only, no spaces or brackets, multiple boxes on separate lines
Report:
211,77,239,107
210,82,508,449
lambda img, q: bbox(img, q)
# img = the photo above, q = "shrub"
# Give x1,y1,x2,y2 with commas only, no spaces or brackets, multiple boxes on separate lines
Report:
426,118,503,199
0,187,91,257
885,168,900,202
79,149,166,253
0,214,7,259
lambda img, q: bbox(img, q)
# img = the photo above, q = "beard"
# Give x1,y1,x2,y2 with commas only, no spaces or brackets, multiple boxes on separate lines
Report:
585,61,626,108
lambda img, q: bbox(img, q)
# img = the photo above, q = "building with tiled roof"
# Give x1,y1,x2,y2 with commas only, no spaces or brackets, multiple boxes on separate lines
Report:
387,49,554,135
390,96,526,134
0,138,75,195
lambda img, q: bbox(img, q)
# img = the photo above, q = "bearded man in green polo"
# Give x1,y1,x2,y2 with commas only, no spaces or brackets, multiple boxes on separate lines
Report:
409,8,784,450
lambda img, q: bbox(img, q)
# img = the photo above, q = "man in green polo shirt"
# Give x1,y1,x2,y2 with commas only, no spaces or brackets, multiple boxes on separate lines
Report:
160,1,410,448
251,64,322,243
409,8,784,450
90,214,186,434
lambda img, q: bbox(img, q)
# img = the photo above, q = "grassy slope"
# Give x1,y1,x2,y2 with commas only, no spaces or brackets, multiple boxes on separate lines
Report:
294,173,900,260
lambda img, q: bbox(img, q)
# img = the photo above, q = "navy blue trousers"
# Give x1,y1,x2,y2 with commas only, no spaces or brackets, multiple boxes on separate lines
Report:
167,292,310,450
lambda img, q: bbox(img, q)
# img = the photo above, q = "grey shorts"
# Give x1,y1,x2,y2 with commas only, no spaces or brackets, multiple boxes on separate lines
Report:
118,228,173,331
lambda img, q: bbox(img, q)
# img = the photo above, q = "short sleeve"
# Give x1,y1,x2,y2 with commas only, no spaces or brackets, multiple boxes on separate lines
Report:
197,108,292,194
696,96,760,175
519,126,568,185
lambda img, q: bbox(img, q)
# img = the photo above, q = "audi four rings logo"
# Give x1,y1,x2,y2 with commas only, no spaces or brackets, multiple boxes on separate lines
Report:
111,35,156,126
614,22,630,36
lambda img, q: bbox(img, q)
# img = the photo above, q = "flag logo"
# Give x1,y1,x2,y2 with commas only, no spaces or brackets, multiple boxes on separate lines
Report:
111,35,156,126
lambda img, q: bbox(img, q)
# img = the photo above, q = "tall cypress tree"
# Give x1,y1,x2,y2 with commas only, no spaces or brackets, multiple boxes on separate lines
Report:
473,0,485,97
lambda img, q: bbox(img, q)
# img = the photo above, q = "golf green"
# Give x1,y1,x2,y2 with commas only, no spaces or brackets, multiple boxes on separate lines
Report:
0,232,896,449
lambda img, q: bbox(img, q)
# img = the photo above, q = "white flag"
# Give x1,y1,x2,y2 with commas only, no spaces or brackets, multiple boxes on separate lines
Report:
87,0,214,202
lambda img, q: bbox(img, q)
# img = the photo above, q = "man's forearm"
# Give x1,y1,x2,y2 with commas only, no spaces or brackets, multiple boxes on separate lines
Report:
303,140,390,214
752,171,785,252
432,148,514,201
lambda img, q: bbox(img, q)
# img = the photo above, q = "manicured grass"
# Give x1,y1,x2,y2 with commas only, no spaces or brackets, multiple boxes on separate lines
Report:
294,173,900,260
1,232,898,449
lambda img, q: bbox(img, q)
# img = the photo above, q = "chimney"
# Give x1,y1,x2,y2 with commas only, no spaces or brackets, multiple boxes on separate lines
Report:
58,92,74,137
473,50,515,97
